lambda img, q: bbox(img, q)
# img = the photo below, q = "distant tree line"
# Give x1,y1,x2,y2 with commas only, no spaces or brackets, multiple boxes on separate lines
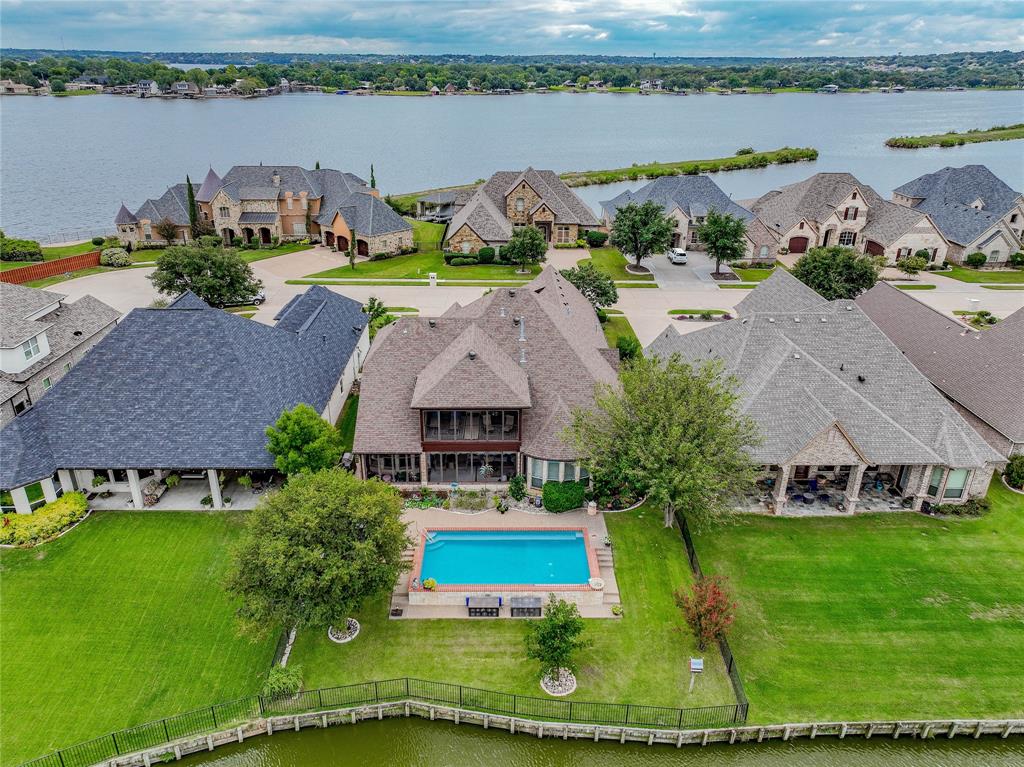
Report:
1,49,1021,91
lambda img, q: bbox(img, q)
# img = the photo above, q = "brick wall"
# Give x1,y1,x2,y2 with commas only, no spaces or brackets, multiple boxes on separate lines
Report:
0,251,100,285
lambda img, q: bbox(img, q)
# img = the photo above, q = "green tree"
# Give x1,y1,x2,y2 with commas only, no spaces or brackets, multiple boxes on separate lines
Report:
501,226,548,272
315,160,320,170
697,208,748,275
185,175,200,238
567,354,759,529
149,245,263,306
791,246,883,299
363,295,397,339
559,262,619,308
609,201,674,269
524,596,591,678
265,403,344,476
154,217,180,244
225,469,409,635
348,228,357,270
50,79,66,93
897,255,928,278
370,164,376,188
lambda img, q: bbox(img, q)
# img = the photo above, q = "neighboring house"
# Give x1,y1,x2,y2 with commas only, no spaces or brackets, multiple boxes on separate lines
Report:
0,286,369,514
646,270,1004,513
444,83,457,95
353,267,618,489
444,168,600,253
600,175,778,263
115,185,192,246
118,165,412,255
415,189,473,222
429,86,441,95
171,81,200,96
0,80,33,95
0,283,119,427
892,165,1024,265
752,172,950,265
857,282,1024,457
137,80,161,97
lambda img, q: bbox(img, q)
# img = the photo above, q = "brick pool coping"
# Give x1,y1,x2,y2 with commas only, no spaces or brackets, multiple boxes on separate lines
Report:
409,526,602,593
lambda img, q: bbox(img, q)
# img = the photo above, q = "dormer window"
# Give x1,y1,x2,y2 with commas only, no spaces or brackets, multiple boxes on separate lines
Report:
22,336,40,361
515,197,525,212
971,198,985,210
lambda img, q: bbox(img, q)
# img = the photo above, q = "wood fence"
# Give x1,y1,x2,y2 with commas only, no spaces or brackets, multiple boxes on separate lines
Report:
0,251,100,285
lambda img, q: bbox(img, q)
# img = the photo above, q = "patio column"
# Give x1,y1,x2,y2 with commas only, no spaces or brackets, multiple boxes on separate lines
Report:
773,464,791,513
207,469,223,509
40,477,58,503
127,469,144,509
845,464,867,512
419,454,428,486
10,486,32,515
911,465,931,511
57,469,75,493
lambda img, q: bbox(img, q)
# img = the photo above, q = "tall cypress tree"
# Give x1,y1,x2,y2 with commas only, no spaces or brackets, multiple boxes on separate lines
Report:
315,160,320,169
370,165,376,188
186,175,199,238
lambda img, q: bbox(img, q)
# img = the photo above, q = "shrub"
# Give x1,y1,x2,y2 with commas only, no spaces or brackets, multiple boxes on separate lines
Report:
965,252,988,269
450,256,478,266
477,249,495,264
1010,251,1024,268
0,492,88,546
674,575,736,651
596,307,609,324
231,237,243,247
542,480,586,513
478,246,495,259
262,664,302,698
423,577,438,590
200,494,213,508
1005,455,1024,490
616,335,641,361
553,242,578,249
100,247,131,267
0,235,43,262
368,252,395,261
699,311,714,321
198,235,223,248
934,497,990,517
91,236,105,246
508,474,527,501
735,146,754,155
586,230,609,247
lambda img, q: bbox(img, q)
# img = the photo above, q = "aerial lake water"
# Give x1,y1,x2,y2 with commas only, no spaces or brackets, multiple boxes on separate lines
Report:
1,90,1021,238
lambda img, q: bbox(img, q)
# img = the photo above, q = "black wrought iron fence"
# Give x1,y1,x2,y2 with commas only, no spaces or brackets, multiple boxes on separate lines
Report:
20,677,747,767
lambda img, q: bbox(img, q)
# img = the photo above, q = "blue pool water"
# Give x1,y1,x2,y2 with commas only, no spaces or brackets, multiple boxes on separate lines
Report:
419,530,590,586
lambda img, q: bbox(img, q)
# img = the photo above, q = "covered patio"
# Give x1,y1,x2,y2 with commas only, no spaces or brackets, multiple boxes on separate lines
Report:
80,470,280,511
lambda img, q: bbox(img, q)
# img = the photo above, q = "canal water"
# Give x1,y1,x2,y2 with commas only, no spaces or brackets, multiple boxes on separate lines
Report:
1,90,1021,237
178,718,1023,766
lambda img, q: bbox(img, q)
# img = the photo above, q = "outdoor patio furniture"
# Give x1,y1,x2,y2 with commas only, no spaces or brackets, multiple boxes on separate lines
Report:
817,493,832,504
808,479,819,492
802,493,815,504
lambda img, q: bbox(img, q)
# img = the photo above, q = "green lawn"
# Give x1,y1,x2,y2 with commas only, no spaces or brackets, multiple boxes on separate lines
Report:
0,512,276,765
982,285,1024,290
0,241,100,271
694,482,1024,724
577,248,655,282
936,266,1024,284
896,283,937,290
405,218,446,251
307,251,540,281
602,315,639,349
25,265,112,288
733,267,775,282
718,283,757,290
336,394,359,453
289,505,733,709
668,308,728,315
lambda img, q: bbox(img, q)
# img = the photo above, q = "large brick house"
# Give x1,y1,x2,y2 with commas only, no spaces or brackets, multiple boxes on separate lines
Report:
116,165,412,256
444,168,600,253
892,165,1023,266
752,172,950,265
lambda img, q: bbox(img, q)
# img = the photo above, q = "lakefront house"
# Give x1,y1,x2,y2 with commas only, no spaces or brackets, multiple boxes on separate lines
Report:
444,168,600,253
116,165,413,255
353,267,618,489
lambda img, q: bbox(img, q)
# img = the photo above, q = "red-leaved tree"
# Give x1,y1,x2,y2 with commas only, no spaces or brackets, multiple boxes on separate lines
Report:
674,575,736,651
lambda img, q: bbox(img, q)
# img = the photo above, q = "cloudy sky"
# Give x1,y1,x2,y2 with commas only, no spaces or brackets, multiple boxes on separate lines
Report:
1,0,1021,57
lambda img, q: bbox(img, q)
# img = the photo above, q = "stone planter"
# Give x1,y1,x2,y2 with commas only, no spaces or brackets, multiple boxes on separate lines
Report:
540,668,577,696
328,618,361,644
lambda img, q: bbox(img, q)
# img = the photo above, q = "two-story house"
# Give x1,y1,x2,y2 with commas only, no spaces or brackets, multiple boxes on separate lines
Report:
353,267,618,490
137,80,161,97
600,175,779,263
444,168,600,253
171,81,200,97
117,165,413,255
752,172,950,265
892,165,1023,266
0,283,119,426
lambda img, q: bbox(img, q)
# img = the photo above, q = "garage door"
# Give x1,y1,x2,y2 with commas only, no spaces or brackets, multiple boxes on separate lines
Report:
788,236,809,253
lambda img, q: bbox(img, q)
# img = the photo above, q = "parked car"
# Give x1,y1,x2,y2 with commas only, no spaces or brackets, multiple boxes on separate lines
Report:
220,289,266,308
668,248,688,265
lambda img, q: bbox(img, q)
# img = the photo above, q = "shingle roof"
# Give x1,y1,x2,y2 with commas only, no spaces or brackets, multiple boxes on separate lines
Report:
600,175,754,223
114,203,137,225
857,281,1024,445
0,283,65,347
133,184,190,226
752,173,885,235
0,287,367,489
195,167,222,203
647,270,1003,468
893,165,1022,246
354,267,617,461
734,268,826,317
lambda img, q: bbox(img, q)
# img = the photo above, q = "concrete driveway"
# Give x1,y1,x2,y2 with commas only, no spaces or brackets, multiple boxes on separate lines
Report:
645,250,723,290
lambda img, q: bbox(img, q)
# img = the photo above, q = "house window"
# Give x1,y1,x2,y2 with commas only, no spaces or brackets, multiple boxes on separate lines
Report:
286,196,293,210
556,225,572,243
64,362,72,372
547,461,561,483
218,207,230,218
515,197,525,212
988,250,1001,262
42,377,53,390
21,336,40,361
927,466,944,497
695,217,705,224
365,453,422,483
422,410,518,441
690,231,699,244
531,458,543,489
852,191,858,200
759,245,769,259
843,207,858,221
143,224,152,240
292,221,306,235
301,196,308,210
1010,213,1018,223
942,469,970,499
798,222,805,230
838,231,856,247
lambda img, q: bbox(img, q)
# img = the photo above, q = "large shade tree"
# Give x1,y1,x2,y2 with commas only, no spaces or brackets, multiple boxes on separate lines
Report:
226,469,409,635
501,225,548,272
696,208,748,276
149,245,262,306
567,354,760,529
791,246,883,299
559,262,619,308
266,403,345,476
609,201,674,270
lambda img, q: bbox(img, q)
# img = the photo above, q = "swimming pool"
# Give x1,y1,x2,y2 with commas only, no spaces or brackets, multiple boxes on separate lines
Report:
417,529,594,587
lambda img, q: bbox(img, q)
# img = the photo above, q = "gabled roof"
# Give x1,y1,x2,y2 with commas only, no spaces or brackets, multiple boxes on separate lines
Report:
195,167,222,202
752,173,885,235
0,283,65,347
448,190,513,242
893,165,1022,246
354,267,616,461
647,272,1003,468
114,203,137,225
857,281,1024,445
734,268,826,317
860,201,935,247
601,175,754,224
0,287,368,489
133,184,191,226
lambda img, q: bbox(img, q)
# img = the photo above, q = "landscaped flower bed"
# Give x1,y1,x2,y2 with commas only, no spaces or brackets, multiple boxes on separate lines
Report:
0,492,89,546
328,618,361,644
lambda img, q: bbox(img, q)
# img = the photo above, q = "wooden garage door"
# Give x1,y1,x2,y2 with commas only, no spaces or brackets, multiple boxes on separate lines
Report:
788,236,809,254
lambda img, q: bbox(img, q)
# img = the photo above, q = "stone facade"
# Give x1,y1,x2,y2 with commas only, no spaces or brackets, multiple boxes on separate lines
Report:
366,229,414,255
447,224,488,253
506,181,542,224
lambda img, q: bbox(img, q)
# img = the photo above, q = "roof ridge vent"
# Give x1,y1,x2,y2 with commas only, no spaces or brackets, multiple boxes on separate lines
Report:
429,319,437,328
794,317,800,323
468,350,477,360
768,317,775,323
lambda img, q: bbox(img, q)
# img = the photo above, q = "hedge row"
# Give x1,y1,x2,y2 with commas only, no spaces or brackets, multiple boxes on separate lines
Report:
0,492,88,546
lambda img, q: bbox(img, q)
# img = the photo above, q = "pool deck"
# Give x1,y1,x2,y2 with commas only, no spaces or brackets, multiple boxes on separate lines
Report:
391,507,619,619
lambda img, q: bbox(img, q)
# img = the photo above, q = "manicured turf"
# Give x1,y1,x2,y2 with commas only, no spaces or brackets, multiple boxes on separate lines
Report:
577,248,655,282
896,283,937,290
405,218,446,251
336,394,359,453
601,315,639,349
41,241,98,258
981,285,1024,290
0,512,276,765
289,505,733,709
936,266,1024,284
733,267,775,282
25,265,111,288
238,242,313,263
306,251,540,281
694,482,1024,724
288,279,530,288
718,283,757,289
668,308,728,315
